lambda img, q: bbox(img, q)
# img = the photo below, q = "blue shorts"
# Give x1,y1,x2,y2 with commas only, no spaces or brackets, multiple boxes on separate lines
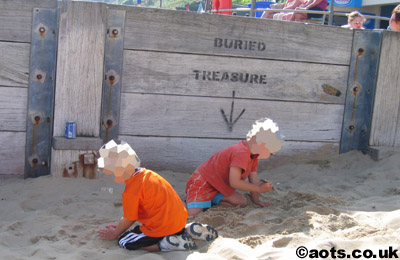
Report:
187,193,225,209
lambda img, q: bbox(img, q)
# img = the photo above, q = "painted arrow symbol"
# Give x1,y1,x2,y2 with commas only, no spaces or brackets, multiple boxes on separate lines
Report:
220,91,246,132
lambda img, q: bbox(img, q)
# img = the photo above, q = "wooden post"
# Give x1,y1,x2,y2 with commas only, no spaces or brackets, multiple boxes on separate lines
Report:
250,0,256,17
100,9,125,143
51,1,107,177
340,30,382,154
368,31,400,159
25,8,58,178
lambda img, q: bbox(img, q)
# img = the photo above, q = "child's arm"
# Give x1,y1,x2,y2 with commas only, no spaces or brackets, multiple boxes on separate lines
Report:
97,216,135,241
248,171,273,207
229,166,271,193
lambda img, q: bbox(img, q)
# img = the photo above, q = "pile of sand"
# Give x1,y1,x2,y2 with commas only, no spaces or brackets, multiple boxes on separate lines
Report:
1,150,399,260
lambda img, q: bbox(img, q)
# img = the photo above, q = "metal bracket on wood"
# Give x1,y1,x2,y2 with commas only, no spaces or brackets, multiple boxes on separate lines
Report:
100,9,125,143
24,8,58,178
340,30,382,154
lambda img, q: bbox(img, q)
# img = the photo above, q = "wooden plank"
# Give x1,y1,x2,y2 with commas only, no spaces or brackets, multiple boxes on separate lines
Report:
119,93,344,142
0,0,57,42
121,7,353,65
118,135,339,173
370,31,400,147
24,7,58,178
0,132,26,176
122,50,348,104
0,87,27,132
340,30,382,153
100,9,126,143
51,149,98,178
0,42,30,87
53,1,107,137
368,146,400,161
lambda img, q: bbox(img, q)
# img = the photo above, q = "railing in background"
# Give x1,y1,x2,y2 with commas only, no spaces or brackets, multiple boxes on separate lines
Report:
209,7,390,27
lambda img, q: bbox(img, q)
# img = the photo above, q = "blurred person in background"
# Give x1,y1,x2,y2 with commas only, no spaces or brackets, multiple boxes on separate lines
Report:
341,11,365,29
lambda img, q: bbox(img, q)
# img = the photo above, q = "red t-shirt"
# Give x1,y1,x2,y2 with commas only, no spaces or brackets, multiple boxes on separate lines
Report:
122,168,188,237
197,141,258,196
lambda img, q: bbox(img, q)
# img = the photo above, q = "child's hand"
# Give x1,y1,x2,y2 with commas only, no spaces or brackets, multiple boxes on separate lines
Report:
258,180,273,193
97,225,118,241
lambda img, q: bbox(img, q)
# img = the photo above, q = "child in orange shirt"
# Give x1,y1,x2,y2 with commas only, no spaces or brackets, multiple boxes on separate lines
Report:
97,140,217,251
186,118,284,216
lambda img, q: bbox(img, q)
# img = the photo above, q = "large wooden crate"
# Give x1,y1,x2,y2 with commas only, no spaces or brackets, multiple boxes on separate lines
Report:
2,1,399,177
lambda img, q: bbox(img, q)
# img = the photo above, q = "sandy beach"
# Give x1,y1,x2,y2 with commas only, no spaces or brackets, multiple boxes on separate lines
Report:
1,150,399,260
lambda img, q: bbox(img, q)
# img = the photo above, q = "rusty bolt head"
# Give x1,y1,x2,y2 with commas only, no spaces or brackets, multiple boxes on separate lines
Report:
109,75,115,81
36,74,43,80
353,87,359,92
112,29,119,36
39,27,46,33
358,48,364,55
349,125,355,130
106,119,113,126
32,158,39,164
34,116,41,122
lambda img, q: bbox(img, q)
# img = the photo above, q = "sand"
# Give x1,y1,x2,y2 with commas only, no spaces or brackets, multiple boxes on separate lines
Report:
1,150,400,260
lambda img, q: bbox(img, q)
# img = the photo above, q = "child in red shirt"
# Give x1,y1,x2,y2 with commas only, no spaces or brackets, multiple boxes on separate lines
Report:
186,118,284,216
97,140,217,251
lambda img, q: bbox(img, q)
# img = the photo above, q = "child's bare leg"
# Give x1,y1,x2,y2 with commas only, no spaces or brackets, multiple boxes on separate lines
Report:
187,207,203,216
140,244,161,252
220,192,247,207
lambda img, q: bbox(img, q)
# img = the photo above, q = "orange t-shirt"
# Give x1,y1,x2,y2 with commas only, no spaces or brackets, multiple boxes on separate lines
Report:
197,140,258,196
122,168,188,237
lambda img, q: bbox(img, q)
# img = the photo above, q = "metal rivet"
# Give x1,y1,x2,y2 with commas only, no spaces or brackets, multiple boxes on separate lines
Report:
358,48,364,55
112,29,118,35
32,158,38,164
36,74,42,80
39,27,46,33
109,75,115,81
34,116,41,122
107,119,113,126
349,125,355,130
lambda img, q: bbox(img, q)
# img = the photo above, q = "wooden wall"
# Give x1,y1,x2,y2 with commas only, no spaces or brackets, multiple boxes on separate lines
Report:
5,1,399,177
0,0,57,176
370,31,400,147
116,7,354,172
51,1,107,177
